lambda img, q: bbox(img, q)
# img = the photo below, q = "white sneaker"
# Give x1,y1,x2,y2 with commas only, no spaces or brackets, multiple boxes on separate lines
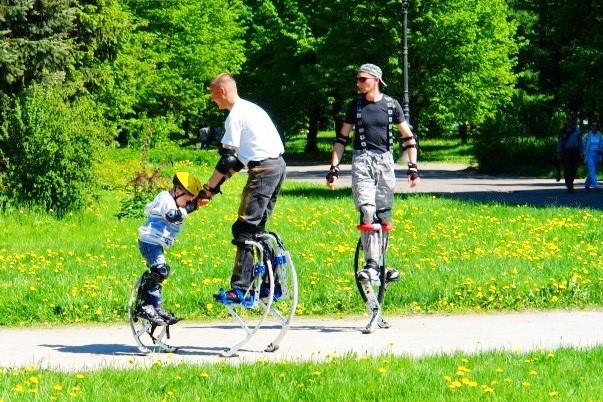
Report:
357,265,380,283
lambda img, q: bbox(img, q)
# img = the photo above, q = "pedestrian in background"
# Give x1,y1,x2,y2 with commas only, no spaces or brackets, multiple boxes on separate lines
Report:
583,121,603,192
556,116,583,193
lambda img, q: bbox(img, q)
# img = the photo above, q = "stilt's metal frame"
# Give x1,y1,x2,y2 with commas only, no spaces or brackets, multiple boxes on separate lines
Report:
127,277,178,353
219,232,298,357
354,223,394,334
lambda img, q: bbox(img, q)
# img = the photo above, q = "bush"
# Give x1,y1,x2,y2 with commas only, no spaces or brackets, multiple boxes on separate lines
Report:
474,112,558,175
0,84,110,217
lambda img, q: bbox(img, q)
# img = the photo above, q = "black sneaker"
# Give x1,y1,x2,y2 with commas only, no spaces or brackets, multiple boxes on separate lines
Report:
136,304,166,324
385,268,400,282
156,308,181,325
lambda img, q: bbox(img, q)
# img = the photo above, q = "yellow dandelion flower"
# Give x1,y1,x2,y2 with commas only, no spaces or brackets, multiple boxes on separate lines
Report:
14,384,24,393
378,367,386,374
522,381,530,387
28,376,39,383
200,372,209,378
450,381,462,389
312,371,321,376
549,391,558,397
444,375,452,382
53,384,63,391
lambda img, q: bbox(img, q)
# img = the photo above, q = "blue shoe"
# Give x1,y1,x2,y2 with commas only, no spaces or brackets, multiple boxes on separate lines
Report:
213,288,254,307
260,283,282,300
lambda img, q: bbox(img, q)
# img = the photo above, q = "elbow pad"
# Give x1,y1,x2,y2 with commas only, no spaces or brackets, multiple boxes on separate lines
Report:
216,147,244,176
165,208,186,223
400,136,417,150
333,134,350,146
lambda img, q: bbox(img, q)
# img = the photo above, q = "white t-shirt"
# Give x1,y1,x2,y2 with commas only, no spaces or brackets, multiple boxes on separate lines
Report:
221,99,284,166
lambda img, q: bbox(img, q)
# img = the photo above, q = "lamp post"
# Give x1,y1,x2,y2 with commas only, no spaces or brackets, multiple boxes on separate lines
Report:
402,0,410,124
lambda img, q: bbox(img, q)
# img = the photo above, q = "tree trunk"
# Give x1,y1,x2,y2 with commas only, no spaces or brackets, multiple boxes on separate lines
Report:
304,105,320,153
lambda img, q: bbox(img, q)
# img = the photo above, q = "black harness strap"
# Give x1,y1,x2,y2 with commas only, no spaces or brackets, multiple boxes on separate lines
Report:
356,95,395,152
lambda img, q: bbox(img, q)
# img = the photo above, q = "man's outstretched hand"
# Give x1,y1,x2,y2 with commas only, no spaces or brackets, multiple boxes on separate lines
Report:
326,165,340,190
407,163,420,188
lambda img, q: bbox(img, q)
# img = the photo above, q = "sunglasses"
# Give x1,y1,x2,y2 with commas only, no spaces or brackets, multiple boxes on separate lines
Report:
356,76,375,83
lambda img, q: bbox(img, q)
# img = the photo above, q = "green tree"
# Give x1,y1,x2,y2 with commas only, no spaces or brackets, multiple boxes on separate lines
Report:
118,0,248,146
0,0,74,96
0,83,109,217
411,0,518,136
239,0,321,147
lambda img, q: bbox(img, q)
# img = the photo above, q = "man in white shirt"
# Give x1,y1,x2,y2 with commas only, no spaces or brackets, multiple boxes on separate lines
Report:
201,73,286,304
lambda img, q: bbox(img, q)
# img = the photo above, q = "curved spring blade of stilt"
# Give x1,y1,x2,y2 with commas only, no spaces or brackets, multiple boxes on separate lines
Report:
264,250,298,352
359,279,381,334
127,277,177,353
221,250,275,357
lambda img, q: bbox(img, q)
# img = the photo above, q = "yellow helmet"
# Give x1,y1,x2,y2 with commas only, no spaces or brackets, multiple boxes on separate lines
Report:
173,172,202,196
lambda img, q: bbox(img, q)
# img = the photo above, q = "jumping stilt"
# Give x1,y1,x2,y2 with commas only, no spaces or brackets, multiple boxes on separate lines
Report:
217,232,298,357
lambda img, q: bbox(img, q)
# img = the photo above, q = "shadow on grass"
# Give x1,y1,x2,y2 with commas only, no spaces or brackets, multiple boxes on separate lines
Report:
279,186,350,199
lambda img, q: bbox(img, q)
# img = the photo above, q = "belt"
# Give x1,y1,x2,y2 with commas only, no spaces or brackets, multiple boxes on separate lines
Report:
247,155,282,168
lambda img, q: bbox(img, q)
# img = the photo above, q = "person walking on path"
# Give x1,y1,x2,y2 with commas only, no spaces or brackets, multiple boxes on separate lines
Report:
556,117,583,193
583,121,603,192
200,73,286,304
326,63,420,283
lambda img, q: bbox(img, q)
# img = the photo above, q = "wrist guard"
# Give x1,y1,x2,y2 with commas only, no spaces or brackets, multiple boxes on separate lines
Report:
406,162,420,181
203,183,221,195
184,199,198,214
326,165,340,183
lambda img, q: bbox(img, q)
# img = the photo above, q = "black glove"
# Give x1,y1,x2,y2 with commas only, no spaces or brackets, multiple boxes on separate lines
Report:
326,165,340,183
184,199,198,214
407,162,420,181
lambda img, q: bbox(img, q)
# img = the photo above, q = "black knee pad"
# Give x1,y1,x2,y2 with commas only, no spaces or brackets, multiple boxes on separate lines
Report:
376,208,392,224
232,219,257,244
359,204,376,224
149,263,170,283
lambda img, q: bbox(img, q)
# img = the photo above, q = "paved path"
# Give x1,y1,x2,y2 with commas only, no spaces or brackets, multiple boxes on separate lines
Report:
3,163,603,372
286,162,603,209
3,311,603,371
